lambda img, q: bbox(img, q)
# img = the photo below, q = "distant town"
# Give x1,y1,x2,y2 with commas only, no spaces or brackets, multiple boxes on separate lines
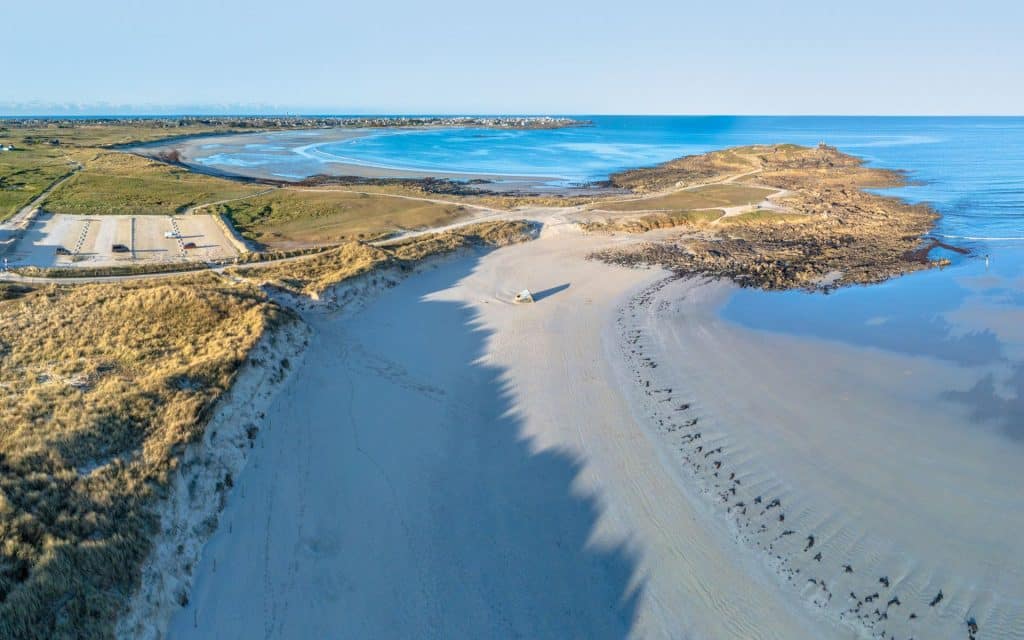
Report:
0,115,589,132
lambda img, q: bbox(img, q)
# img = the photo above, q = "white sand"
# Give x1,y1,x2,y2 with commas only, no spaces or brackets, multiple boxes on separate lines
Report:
160,222,1022,639
164,224,831,639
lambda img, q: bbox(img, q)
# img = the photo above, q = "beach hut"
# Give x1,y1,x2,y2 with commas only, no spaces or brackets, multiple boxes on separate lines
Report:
514,289,534,304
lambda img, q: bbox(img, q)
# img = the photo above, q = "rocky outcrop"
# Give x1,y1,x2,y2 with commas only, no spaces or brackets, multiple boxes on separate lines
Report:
593,144,957,291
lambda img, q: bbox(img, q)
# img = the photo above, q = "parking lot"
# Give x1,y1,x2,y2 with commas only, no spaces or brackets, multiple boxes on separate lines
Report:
5,213,242,268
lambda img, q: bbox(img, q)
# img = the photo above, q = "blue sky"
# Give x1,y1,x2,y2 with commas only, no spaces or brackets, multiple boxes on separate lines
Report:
3,0,1022,115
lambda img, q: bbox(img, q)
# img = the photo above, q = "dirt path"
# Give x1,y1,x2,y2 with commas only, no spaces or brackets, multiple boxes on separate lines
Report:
185,187,278,215
8,159,82,225
284,185,500,212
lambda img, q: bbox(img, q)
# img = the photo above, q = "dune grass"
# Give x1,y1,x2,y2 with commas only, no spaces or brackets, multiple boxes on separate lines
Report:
0,275,291,639
718,209,810,226
591,183,774,213
230,220,533,296
581,209,724,233
44,152,265,216
214,188,475,248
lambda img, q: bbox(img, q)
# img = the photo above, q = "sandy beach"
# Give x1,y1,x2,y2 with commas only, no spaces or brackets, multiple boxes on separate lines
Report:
159,220,1022,639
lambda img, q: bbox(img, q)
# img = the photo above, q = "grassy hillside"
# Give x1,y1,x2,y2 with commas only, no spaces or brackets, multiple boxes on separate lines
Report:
0,276,290,639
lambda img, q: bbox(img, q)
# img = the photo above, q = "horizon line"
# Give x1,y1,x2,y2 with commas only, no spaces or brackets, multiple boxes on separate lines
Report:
3,112,1024,119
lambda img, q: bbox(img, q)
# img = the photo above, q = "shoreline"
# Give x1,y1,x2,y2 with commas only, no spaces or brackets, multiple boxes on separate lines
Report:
131,128,581,190
620,275,1024,639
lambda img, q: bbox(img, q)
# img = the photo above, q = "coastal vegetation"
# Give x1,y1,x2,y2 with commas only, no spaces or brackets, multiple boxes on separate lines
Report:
44,151,265,216
0,120,247,220
0,275,290,639
580,209,722,233
1,119,535,245
229,219,533,296
212,188,474,248
591,144,943,290
0,146,76,220
589,183,774,213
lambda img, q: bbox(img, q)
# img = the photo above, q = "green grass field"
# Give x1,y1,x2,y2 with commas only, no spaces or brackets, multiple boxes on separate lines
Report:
0,121,245,220
44,151,266,216
6,122,235,149
215,188,475,247
0,148,76,220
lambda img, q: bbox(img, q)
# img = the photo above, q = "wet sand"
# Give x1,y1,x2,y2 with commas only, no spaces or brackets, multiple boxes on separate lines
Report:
622,277,1024,639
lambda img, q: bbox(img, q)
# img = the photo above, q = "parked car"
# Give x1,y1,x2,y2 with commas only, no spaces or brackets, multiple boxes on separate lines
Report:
182,241,197,250
55,246,71,256
111,244,131,253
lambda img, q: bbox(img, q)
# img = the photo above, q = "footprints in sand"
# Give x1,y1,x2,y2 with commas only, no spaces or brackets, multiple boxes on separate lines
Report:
617,278,979,640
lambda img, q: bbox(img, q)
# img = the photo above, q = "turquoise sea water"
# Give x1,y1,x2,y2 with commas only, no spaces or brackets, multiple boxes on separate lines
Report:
197,116,1024,242
196,117,1024,434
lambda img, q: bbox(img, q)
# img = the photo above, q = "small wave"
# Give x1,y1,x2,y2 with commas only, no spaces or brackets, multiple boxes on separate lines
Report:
293,139,571,179
938,234,1024,241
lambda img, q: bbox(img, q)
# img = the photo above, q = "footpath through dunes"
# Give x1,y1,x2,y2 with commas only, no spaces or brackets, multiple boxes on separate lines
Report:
168,225,830,639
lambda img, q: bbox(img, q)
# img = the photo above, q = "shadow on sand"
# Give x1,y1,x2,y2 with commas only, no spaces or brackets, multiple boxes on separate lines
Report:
174,249,643,639
532,282,571,302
